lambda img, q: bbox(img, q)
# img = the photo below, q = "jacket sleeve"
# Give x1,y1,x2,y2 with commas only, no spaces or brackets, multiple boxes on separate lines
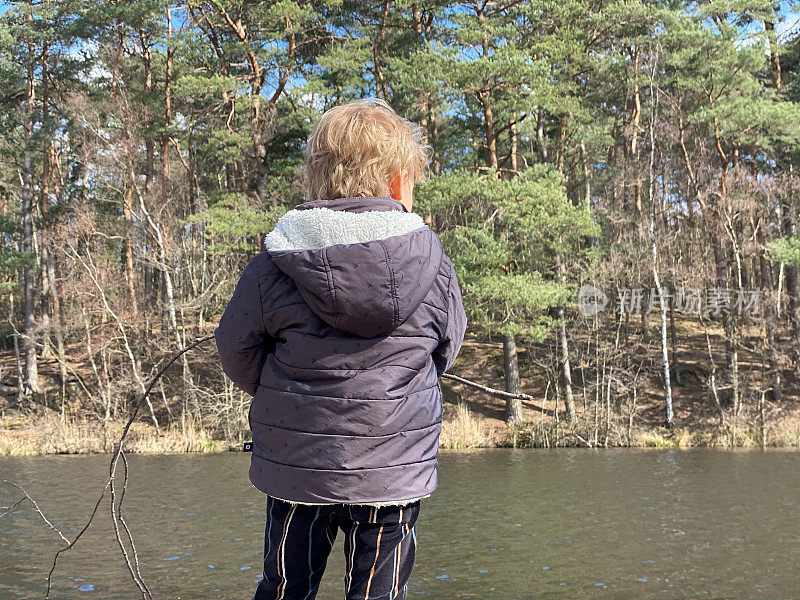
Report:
433,260,467,377
215,258,274,397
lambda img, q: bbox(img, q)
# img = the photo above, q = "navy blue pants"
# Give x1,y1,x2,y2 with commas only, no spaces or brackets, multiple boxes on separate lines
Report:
252,495,420,600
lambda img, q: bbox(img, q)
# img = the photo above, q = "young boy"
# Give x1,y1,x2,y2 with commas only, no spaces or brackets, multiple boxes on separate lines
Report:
215,98,467,600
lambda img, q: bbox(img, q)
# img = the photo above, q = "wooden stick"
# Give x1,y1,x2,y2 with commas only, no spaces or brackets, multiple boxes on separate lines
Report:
441,372,537,401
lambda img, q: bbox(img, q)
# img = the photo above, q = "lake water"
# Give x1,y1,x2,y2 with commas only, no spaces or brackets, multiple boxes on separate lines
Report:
1,449,799,599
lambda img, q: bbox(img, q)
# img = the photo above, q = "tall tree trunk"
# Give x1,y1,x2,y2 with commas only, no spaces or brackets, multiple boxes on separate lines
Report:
429,105,441,176
556,307,576,426
161,6,174,341
10,295,25,405
502,334,523,424
21,28,40,396
139,29,155,191
45,249,68,407
39,44,53,359
119,50,140,319
554,257,577,426
758,223,782,401
669,294,680,384
646,52,673,426
630,46,642,214
481,92,497,170
123,184,139,316
138,28,156,336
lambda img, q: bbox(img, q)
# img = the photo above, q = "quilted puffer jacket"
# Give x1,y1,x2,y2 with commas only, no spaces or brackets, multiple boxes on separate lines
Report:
215,195,466,507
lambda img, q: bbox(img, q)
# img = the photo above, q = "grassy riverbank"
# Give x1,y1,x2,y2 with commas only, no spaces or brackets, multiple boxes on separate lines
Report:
4,400,800,457
440,338,800,450
2,328,800,456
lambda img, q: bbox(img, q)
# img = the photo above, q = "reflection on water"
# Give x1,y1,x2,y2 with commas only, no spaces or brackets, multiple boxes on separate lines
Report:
2,448,799,599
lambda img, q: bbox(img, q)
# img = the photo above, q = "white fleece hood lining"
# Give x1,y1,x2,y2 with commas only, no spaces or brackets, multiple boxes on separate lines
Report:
264,207,426,252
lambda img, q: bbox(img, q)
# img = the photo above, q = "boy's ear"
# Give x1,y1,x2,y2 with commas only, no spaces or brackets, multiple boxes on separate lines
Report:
389,171,404,201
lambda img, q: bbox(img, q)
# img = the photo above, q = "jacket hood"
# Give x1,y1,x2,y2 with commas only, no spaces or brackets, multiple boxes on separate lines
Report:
264,196,443,338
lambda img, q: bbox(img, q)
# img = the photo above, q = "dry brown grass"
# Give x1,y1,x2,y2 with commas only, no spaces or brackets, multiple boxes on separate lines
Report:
439,401,497,448
0,414,237,456
7,396,800,457
5,409,800,457
625,422,800,449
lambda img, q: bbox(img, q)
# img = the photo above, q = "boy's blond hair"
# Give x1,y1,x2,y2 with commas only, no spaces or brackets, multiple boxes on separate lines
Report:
303,98,431,202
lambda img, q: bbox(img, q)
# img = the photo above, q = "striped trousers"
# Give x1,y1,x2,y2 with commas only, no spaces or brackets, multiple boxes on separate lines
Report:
252,495,420,600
